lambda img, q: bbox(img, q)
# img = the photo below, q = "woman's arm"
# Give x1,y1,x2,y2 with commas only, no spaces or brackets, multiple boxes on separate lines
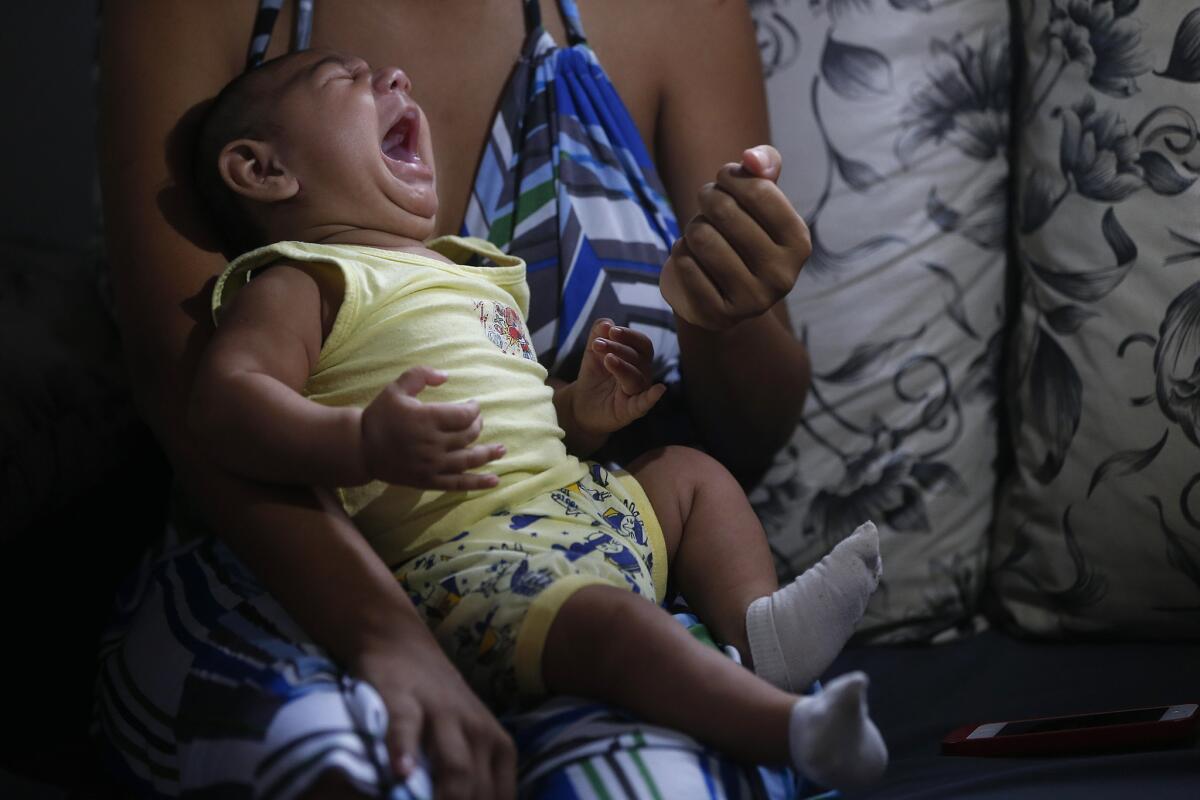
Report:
637,0,813,485
100,3,514,795
191,264,368,486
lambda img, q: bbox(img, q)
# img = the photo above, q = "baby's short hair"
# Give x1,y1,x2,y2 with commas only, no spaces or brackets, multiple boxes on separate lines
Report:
193,59,288,254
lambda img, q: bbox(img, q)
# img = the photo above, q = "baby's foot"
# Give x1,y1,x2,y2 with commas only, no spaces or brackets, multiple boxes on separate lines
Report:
746,521,881,691
789,671,888,791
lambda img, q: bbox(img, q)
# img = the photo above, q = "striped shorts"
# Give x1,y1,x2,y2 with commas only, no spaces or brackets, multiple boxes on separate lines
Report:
95,531,805,799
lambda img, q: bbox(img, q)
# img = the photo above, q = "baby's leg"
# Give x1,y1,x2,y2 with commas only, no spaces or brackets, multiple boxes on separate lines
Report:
746,521,882,691
628,446,778,660
541,584,887,790
631,446,881,691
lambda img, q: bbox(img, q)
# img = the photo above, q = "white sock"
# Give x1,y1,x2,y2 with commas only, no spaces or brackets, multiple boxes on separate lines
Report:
789,671,888,791
746,521,882,691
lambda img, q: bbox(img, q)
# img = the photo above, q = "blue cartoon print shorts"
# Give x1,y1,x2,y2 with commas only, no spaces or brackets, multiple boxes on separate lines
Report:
394,462,668,709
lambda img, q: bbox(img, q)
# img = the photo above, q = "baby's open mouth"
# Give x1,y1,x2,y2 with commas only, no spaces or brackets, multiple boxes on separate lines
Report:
382,110,421,163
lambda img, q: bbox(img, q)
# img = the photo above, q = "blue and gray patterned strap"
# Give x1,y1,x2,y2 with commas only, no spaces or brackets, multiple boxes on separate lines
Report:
246,0,312,70
523,0,541,37
246,0,284,70
557,0,588,46
522,0,585,44
294,0,313,51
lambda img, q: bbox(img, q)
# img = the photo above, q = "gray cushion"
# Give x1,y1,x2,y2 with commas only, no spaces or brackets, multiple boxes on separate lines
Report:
993,0,1200,638
751,0,1010,641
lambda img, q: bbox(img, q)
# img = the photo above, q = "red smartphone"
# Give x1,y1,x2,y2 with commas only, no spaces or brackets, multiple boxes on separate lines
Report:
942,703,1199,757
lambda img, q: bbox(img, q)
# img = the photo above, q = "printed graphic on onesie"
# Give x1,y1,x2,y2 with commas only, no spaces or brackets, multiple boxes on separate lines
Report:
473,299,536,361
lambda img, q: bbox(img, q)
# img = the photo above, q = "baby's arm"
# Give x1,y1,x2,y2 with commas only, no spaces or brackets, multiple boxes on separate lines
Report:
552,318,666,457
190,262,503,490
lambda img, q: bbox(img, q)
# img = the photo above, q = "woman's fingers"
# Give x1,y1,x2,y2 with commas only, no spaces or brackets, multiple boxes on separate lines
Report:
681,210,764,311
386,695,423,781
695,183,777,285
699,175,798,303
473,728,497,800
355,648,515,798
741,144,783,181
661,237,733,330
662,154,811,331
429,722,475,800
491,733,518,800
714,158,811,258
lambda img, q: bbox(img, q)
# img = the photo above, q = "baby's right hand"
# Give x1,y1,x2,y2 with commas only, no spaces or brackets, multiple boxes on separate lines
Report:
361,366,505,490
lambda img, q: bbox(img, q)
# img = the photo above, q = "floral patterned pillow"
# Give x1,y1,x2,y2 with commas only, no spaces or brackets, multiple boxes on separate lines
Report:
993,0,1200,637
749,0,1010,642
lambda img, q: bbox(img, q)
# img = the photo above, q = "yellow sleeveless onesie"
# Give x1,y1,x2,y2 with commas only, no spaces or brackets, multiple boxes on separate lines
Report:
214,236,667,704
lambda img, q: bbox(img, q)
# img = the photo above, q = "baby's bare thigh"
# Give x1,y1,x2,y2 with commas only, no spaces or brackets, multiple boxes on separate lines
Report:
627,445,739,559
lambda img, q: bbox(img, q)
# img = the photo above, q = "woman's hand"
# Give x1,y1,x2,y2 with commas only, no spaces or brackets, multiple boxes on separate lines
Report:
554,319,666,455
660,145,812,331
352,636,516,800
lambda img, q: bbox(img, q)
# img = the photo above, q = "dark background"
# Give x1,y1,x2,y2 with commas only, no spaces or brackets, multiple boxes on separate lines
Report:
1,3,169,796
0,0,98,252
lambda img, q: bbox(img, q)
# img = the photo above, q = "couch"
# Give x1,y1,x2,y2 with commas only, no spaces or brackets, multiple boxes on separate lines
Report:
3,0,1197,797
752,0,1200,795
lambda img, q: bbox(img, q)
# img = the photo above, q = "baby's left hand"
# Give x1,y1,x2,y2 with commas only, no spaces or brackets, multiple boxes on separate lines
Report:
567,318,666,436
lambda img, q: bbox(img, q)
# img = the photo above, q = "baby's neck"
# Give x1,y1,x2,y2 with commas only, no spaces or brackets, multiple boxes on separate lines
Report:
286,223,452,264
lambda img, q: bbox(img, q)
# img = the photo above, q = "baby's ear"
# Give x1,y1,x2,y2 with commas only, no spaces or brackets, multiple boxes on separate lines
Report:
218,138,300,203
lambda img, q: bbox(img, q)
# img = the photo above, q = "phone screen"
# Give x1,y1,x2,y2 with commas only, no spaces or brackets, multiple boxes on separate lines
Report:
996,707,1168,736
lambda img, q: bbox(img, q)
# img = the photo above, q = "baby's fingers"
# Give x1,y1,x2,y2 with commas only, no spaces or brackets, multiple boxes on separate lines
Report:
602,352,651,395
630,383,667,417
392,366,449,397
592,336,641,368
442,444,506,473
432,470,502,492
605,324,655,362
432,444,506,491
441,414,485,451
427,400,482,433
585,317,615,345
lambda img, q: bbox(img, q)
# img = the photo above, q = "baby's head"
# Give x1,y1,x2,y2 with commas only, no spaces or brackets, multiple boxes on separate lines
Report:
195,49,436,253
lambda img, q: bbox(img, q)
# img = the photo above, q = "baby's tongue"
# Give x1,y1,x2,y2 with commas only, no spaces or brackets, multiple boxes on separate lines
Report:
383,119,417,162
